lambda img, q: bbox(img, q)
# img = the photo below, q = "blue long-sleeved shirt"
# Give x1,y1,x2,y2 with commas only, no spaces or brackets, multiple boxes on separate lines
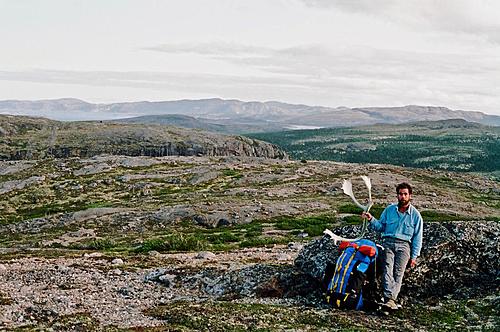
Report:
369,203,423,259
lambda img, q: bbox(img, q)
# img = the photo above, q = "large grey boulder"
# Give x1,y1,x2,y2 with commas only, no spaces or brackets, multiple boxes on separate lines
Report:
404,221,499,299
199,264,320,301
294,221,500,302
294,224,382,281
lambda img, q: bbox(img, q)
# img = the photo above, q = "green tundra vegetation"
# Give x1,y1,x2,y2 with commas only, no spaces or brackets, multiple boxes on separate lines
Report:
247,119,500,178
1,155,498,254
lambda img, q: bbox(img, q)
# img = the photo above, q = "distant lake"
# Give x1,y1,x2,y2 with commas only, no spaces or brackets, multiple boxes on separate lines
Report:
285,125,323,130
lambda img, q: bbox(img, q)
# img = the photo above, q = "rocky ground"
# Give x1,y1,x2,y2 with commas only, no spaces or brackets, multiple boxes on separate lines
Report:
1,227,498,331
0,246,300,329
0,155,499,330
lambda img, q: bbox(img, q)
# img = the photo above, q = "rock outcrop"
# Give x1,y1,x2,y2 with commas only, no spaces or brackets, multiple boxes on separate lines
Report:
295,220,500,302
139,220,500,307
0,115,288,160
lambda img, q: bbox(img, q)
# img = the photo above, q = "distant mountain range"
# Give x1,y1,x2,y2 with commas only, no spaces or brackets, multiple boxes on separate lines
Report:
0,98,499,133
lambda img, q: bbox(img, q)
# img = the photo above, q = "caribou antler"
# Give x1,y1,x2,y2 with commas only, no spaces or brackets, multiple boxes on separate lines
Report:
324,176,374,244
341,176,373,212
323,228,350,245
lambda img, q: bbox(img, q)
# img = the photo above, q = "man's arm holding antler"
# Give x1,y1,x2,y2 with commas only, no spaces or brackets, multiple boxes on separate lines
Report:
362,209,387,232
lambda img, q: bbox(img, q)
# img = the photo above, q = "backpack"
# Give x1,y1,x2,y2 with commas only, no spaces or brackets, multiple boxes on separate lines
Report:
324,239,378,310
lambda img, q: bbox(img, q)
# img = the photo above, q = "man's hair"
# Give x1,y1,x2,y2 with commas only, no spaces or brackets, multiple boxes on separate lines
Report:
396,182,413,195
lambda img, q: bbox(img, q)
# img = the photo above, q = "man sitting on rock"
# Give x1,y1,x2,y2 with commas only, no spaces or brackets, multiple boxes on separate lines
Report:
362,182,423,311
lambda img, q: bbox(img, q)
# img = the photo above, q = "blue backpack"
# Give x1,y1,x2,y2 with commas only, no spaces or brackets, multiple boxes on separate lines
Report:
324,239,378,310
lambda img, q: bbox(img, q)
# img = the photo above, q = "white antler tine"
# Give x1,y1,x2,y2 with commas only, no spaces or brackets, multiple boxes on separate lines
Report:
324,228,363,244
342,178,367,211
360,176,372,201
341,179,352,195
324,228,350,245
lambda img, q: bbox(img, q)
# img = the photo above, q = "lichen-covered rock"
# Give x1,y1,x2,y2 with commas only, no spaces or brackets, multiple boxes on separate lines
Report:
198,264,320,301
144,268,168,283
0,160,35,175
203,265,284,298
404,220,499,300
146,262,320,303
294,224,382,281
195,251,217,260
293,236,338,282
294,221,500,302
0,175,46,194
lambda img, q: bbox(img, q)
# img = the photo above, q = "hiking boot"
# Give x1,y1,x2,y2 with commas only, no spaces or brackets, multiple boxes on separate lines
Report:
383,299,398,310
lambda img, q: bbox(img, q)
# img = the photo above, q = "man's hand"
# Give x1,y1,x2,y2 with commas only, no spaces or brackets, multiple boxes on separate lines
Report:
408,258,417,269
361,212,373,221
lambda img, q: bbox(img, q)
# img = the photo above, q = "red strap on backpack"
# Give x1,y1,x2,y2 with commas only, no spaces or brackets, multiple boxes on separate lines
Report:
339,241,362,252
338,241,350,251
358,244,376,257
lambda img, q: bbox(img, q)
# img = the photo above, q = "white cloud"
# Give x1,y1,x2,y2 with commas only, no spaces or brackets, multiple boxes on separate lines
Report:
299,0,500,44
143,42,273,57
142,41,500,94
1,40,499,114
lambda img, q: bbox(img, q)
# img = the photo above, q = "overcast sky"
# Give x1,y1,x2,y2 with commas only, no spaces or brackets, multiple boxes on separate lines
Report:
1,0,499,115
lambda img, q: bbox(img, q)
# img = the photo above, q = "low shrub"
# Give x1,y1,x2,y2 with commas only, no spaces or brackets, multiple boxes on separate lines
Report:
206,231,240,244
137,234,208,253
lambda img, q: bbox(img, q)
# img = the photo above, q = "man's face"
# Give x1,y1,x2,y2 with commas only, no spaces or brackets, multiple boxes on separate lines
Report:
397,188,411,206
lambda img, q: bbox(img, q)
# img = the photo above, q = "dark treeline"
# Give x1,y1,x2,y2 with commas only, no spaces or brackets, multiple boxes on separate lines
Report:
247,125,500,174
